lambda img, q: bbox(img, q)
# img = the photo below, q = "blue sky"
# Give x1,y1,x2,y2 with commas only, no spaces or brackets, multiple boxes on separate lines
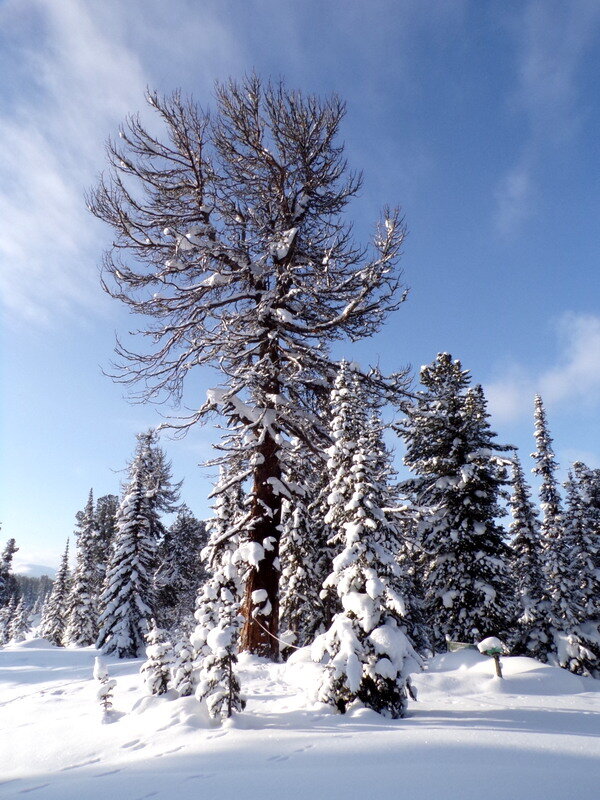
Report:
1,0,600,571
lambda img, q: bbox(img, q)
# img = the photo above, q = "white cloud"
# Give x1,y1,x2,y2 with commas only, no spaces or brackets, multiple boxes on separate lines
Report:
486,312,600,421
493,1,600,234
0,0,149,325
493,160,535,236
0,0,241,327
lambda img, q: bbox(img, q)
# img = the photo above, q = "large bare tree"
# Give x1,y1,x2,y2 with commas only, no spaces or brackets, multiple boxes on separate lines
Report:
89,75,407,659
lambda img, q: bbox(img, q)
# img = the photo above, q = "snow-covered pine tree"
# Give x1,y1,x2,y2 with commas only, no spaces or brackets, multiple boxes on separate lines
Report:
171,639,195,696
137,429,182,546
195,545,246,719
96,450,156,658
140,619,172,695
0,596,17,645
279,438,327,653
399,355,516,650
8,598,30,643
93,494,119,594
193,466,246,719
93,657,116,717
89,76,409,658
314,419,419,718
566,463,600,622
508,455,553,659
65,490,99,646
40,541,71,646
155,505,208,629
0,537,18,607
364,413,433,658
560,463,599,674
530,396,592,672
321,361,367,582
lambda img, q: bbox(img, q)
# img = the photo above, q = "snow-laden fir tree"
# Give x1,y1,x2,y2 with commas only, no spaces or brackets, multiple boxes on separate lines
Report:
0,596,17,645
140,619,172,695
93,494,119,594
0,537,18,607
40,541,71,646
191,466,246,661
530,396,592,672
566,463,600,622
89,76,409,658
171,639,195,696
93,657,116,717
65,490,99,646
96,451,155,658
193,466,246,719
560,463,599,674
323,364,367,556
155,505,208,629
137,430,182,546
195,547,246,719
532,395,562,544
399,355,516,649
8,598,30,643
313,367,419,718
279,438,327,653
365,413,433,658
508,455,553,659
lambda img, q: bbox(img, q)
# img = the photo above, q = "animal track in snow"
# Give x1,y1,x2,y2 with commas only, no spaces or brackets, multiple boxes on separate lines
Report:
93,768,124,778
60,757,101,771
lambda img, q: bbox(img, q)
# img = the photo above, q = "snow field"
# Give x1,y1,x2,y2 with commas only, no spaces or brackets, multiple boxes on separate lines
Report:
0,639,598,799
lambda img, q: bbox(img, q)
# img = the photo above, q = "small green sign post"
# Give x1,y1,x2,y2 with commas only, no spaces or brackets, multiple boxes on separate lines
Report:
477,637,507,678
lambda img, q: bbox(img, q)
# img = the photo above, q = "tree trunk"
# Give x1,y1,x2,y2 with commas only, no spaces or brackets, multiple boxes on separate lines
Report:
240,426,282,660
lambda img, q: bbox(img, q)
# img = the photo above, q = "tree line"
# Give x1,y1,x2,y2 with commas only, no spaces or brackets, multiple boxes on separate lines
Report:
2,76,597,721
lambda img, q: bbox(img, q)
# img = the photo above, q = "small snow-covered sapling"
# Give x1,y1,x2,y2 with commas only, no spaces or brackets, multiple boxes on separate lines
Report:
477,637,507,678
93,656,116,715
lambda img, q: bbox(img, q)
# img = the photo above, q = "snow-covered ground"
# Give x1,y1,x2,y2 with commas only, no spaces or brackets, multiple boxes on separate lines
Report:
1,640,598,799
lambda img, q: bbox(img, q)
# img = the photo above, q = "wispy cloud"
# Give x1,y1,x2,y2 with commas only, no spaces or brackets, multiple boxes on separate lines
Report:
486,312,600,421
493,160,535,235
493,0,600,234
0,0,148,325
0,0,241,327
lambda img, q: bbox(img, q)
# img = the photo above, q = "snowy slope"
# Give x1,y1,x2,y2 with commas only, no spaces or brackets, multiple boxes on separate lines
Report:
0,640,598,799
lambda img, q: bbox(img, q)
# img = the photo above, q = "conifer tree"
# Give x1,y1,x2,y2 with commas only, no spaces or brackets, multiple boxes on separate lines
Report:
94,494,119,593
279,438,326,652
94,657,116,718
137,430,182,546
96,453,155,658
195,550,245,719
89,76,409,658
140,619,173,695
191,464,246,658
400,354,516,649
366,413,432,657
65,490,99,646
560,463,600,674
0,538,18,607
40,541,71,646
8,598,30,643
193,466,246,719
531,397,593,672
566,463,600,621
0,596,17,645
155,505,207,629
171,639,195,696
508,455,553,659
314,428,418,718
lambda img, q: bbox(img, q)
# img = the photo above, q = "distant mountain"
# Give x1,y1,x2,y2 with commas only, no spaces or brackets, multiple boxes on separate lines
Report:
13,561,57,579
